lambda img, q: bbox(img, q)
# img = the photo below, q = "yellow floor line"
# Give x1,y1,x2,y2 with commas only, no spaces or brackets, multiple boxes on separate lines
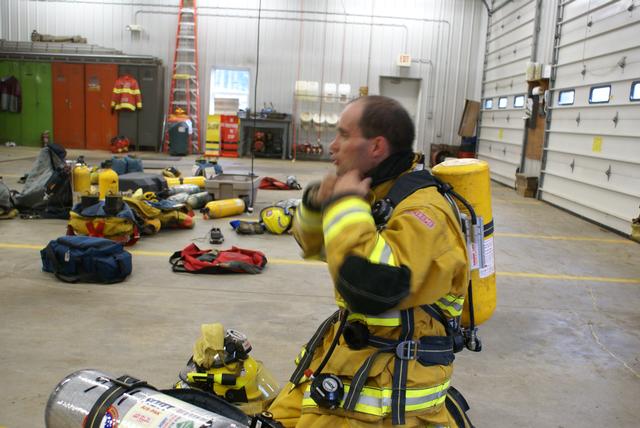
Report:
495,232,632,244
497,271,640,284
2,243,638,283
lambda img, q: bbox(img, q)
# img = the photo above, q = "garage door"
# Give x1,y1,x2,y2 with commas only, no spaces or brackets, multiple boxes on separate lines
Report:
477,0,539,187
540,0,640,234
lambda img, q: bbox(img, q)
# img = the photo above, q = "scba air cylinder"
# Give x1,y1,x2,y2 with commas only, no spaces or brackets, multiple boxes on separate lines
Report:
45,369,246,428
432,158,496,326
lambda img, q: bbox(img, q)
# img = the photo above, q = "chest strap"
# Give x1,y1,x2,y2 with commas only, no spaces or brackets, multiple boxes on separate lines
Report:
289,310,340,386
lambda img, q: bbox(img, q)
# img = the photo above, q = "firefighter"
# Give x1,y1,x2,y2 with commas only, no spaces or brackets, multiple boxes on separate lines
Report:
268,96,473,427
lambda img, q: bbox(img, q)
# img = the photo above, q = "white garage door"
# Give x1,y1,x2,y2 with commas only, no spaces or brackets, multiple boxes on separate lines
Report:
478,0,539,187
540,0,640,234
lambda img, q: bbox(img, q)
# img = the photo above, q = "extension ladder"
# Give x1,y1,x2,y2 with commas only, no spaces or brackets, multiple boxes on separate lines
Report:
164,0,201,154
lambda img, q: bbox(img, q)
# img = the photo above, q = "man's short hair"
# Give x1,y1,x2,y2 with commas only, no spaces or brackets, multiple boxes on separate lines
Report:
355,95,415,152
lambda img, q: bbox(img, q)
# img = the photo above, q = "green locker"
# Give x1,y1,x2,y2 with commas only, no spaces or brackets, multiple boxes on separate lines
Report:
20,62,53,147
0,61,22,145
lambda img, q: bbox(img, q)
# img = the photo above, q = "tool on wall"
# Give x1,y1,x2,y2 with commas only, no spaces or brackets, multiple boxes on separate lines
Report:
165,0,201,154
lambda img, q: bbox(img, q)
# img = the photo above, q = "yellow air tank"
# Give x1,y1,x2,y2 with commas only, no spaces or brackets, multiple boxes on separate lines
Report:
98,161,119,199
72,163,91,194
203,198,245,219
166,176,206,189
432,158,496,326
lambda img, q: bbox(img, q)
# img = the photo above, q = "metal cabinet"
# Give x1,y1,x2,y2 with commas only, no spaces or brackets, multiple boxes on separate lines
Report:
52,63,85,149
85,64,117,150
19,62,53,147
0,60,22,144
117,64,164,151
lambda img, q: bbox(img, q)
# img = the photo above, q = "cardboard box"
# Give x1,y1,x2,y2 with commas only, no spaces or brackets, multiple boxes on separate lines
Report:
516,173,538,198
458,99,480,137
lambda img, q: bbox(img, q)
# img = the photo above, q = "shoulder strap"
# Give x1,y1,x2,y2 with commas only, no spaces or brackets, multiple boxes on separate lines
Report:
385,169,440,208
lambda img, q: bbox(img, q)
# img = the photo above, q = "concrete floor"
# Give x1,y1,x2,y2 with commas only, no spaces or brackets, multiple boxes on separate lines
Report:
0,146,639,427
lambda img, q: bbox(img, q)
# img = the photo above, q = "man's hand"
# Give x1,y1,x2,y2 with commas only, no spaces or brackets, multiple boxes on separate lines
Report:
333,170,371,198
308,173,338,207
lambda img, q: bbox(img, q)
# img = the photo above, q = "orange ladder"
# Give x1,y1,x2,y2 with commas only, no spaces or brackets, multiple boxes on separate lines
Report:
164,0,201,154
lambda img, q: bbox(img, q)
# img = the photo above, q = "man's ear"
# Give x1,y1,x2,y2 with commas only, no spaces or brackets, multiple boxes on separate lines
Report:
371,136,391,159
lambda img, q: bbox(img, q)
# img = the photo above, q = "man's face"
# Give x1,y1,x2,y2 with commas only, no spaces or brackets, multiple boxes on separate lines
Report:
329,101,378,176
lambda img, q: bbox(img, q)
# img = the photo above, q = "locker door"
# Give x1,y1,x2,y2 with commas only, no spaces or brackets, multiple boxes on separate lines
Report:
52,62,85,149
138,65,164,150
117,65,140,149
85,64,118,150
20,62,53,147
0,61,22,145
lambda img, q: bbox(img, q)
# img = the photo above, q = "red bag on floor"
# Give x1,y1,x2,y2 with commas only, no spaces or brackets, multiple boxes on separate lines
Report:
169,243,267,274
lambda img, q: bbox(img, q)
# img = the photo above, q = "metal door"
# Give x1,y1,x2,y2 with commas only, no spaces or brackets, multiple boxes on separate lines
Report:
540,1,640,235
117,65,140,149
20,62,53,147
477,0,540,187
0,60,22,145
85,64,117,150
138,65,164,150
52,63,85,149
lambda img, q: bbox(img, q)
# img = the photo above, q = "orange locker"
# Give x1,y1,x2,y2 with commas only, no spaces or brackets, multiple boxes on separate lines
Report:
52,63,85,149
85,64,117,150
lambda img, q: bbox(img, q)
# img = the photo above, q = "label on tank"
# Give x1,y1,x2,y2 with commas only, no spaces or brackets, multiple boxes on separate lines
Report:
117,394,240,427
479,236,494,279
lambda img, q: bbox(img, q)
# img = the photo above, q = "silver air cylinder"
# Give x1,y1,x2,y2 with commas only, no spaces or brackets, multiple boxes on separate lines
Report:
46,369,246,428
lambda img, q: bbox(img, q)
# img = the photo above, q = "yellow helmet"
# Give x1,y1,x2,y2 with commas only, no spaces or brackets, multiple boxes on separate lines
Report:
260,206,292,234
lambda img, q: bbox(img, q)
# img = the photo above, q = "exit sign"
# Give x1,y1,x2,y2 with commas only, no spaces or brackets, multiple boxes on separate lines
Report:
397,54,412,67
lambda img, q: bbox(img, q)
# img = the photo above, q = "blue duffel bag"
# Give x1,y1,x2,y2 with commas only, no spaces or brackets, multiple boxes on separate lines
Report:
41,236,132,283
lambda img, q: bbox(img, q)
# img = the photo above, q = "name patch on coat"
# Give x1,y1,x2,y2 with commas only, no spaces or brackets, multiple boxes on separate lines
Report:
408,210,435,228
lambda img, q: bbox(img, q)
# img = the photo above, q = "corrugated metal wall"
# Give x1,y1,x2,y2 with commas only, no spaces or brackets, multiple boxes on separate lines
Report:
477,0,539,187
539,0,640,235
0,0,487,154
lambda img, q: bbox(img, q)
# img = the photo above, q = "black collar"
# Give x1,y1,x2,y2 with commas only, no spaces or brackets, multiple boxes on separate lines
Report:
366,151,415,187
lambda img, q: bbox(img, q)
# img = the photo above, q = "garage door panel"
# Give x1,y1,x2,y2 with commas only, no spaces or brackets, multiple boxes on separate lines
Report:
538,188,633,234
557,20,640,63
551,80,638,109
545,134,640,163
484,58,531,82
486,38,533,65
476,154,518,187
489,6,537,37
487,22,535,53
478,140,522,162
548,110,639,137
490,0,534,22
560,2,638,46
483,82,529,98
543,152,640,195
562,0,613,21
555,52,640,87
479,125,525,143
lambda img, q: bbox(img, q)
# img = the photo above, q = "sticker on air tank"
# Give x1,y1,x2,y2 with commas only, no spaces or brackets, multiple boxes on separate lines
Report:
117,394,241,427
479,236,495,279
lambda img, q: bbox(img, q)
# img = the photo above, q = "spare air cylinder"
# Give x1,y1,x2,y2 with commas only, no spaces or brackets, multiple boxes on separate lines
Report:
45,369,247,428
432,158,496,326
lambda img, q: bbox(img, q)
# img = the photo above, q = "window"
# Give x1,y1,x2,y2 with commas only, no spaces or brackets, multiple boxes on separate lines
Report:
631,81,640,101
589,85,611,104
209,68,250,114
513,95,525,108
498,97,508,109
484,99,493,109
558,90,575,106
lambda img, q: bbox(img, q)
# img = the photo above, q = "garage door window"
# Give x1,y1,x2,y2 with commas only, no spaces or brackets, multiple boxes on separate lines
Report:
484,99,493,109
558,90,575,106
589,85,611,104
513,95,525,108
498,97,508,108
630,81,640,101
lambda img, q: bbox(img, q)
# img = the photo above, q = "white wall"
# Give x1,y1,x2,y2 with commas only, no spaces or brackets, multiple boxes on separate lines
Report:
0,0,487,154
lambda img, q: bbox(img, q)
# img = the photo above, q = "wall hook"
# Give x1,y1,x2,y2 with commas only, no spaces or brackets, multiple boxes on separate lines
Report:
575,113,581,126
612,112,619,127
570,159,575,172
605,165,612,181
